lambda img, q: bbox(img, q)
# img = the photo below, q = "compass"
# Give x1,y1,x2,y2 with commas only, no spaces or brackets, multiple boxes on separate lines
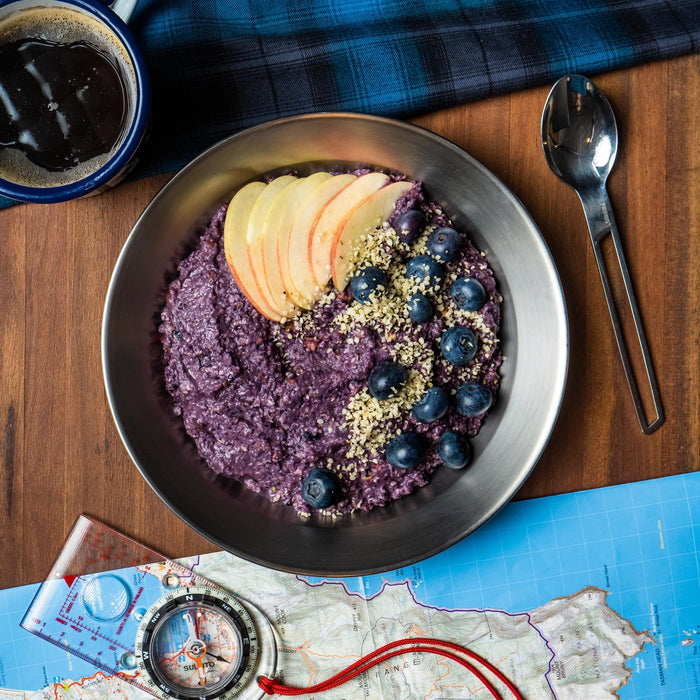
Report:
135,585,270,700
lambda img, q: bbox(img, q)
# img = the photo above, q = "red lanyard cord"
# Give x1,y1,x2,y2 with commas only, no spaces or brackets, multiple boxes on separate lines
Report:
257,637,523,699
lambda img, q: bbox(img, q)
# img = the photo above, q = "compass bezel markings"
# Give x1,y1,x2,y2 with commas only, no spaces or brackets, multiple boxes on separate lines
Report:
135,585,260,700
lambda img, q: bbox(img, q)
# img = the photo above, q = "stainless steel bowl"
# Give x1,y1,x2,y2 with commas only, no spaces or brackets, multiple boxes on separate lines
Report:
102,113,568,576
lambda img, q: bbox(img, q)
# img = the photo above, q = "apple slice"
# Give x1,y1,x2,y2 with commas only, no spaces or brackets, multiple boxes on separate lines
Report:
224,181,283,321
283,173,359,308
261,172,332,318
309,172,390,287
246,175,298,316
331,180,413,290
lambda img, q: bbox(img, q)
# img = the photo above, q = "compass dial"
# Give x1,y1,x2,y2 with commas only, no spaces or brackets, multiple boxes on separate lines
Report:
135,586,259,700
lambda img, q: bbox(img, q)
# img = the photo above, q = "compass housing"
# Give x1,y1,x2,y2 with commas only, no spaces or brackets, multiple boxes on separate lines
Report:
134,586,258,700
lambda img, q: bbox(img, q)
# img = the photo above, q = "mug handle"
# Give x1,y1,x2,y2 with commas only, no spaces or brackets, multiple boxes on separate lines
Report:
96,0,138,23
110,0,138,22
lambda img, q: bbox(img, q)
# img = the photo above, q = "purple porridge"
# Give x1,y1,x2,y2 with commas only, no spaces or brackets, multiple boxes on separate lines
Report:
159,178,502,516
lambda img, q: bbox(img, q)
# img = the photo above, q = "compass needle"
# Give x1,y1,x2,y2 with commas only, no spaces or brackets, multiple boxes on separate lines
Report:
192,653,207,686
183,611,198,642
135,585,271,699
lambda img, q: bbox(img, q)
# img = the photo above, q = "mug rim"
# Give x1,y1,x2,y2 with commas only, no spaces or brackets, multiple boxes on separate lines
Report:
0,0,151,203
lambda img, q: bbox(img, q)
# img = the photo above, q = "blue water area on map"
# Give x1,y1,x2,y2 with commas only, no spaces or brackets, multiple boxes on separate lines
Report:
0,583,101,690
306,472,700,699
2,472,699,697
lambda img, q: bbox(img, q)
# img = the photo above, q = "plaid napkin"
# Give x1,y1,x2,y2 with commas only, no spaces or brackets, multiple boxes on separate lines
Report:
1,0,698,207
129,0,698,179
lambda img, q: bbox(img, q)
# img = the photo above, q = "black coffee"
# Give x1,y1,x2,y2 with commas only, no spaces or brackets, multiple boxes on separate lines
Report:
0,5,137,188
0,37,129,172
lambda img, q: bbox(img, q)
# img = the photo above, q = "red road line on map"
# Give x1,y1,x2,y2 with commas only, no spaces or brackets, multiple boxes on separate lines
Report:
51,671,110,700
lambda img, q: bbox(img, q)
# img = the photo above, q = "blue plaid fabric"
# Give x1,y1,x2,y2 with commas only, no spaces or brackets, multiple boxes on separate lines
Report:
128,0,698,179
1,0,698,207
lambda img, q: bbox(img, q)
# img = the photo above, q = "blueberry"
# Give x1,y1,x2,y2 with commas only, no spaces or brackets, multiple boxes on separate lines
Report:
301,468,342,509
368,360,408,400
440,326,478,365
405,255,444,288
452,276,486,311
455,382,493,416
437,431,472,469
407,292,433,324
385,431,427,469
395,209,425,243
350,266,388,304
411,386,449,423
427,227,462,262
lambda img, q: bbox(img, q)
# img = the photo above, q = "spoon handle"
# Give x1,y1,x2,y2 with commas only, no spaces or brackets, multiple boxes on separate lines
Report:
578,187,664,434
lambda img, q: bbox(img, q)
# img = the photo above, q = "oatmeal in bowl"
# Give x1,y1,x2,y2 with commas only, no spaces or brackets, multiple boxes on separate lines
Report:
159,172,502,516
102,113,567,575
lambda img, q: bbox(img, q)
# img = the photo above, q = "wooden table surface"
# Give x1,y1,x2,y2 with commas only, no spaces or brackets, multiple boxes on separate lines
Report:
1,54,698,592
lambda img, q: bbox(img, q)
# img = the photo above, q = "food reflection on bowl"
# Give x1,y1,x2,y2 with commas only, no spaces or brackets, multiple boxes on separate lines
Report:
102,113,568,576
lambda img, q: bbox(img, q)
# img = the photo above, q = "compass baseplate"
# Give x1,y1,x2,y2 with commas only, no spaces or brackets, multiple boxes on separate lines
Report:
21,515,276,700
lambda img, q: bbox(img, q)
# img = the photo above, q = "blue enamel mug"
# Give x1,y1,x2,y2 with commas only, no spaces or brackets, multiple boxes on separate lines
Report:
0,0,150,203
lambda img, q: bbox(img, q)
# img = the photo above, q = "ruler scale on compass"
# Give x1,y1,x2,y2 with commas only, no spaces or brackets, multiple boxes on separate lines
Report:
20,515,277,700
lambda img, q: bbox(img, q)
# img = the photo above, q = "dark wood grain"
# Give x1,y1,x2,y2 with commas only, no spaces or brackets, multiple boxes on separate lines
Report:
1,54,697,591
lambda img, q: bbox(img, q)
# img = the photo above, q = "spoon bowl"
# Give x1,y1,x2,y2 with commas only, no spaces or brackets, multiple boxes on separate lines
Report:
541,75,663,434
542,75,618,188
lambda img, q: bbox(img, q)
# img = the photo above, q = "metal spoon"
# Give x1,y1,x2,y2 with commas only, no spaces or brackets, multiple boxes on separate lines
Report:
541,75,663,434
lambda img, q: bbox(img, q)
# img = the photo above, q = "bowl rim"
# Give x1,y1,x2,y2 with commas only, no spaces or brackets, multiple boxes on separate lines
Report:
102,111,569,576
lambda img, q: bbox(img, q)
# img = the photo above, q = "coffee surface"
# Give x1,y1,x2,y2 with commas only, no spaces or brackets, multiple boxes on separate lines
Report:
0,37,129,172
